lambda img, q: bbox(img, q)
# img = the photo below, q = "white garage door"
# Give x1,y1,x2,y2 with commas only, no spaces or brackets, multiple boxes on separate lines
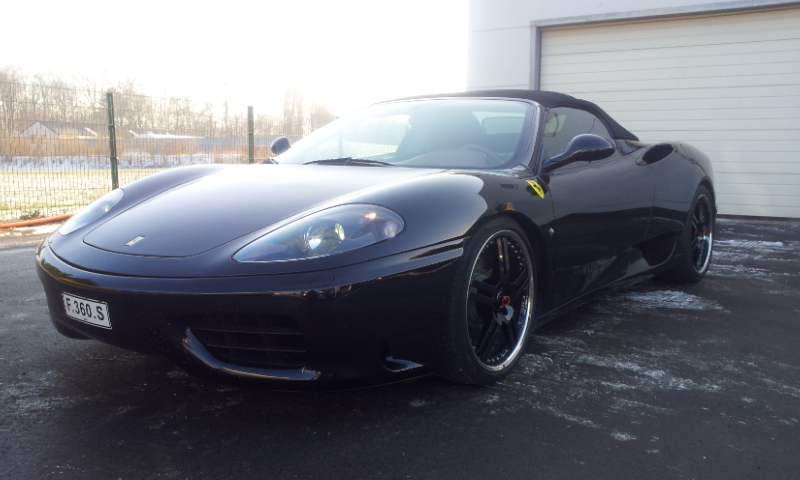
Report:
540,7,800,218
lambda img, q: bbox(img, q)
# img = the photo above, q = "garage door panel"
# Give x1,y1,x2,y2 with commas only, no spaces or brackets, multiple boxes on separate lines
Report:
683,141,800,153
542,39,800,69
714,172,799,186
717,193,800,209
615,107,798,122
563,85,800,103
601,96,800,114
632,130,798,143
549,72,800,93
712,159,800,174
717,204,800,217
543,49,800,76
544,27,800,57
543,63,800,86
715,187,800,216
545,8,800,44
716,183,800,197
624,118,800,132
717,195,800,218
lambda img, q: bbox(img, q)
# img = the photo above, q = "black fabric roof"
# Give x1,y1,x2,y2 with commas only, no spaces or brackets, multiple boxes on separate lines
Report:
392,89,638,141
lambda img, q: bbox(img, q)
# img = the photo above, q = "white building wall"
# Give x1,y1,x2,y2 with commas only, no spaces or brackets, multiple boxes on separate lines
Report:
468,0,718,90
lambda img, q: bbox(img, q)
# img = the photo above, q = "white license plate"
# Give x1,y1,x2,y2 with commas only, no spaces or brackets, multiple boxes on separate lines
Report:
62,293,111,329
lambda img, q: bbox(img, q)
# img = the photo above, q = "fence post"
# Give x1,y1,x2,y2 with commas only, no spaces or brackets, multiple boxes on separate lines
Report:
247,106,254,164
106,91,119,189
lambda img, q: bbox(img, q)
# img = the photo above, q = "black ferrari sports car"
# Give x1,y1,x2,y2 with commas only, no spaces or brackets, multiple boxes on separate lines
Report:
36,90,715,389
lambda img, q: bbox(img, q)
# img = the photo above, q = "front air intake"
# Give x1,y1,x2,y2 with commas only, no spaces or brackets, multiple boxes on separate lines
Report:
190,314,306,369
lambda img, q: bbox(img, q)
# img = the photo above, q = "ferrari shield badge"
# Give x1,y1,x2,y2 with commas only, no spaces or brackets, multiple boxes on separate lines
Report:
125,236,145,247
526,180,544,199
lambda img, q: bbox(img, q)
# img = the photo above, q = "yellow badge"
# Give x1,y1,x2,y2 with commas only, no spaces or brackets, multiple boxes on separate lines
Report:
526,180,544,199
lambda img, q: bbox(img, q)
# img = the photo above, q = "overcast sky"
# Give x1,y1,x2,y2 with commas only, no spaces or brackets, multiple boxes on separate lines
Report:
3,0,467,115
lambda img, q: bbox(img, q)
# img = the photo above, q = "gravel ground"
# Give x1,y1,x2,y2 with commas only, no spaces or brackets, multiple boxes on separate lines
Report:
1,217,798,480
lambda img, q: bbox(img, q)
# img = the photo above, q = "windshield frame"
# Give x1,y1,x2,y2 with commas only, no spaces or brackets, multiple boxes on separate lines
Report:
275,97,541,171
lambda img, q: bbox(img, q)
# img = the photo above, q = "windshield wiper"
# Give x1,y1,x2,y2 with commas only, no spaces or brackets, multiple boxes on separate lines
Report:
303,157,395,167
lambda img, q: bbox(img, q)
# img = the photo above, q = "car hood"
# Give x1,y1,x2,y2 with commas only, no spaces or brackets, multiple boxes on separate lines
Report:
83,165,441,258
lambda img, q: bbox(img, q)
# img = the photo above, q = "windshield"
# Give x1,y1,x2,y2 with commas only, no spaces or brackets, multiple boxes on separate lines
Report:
276,99,536,169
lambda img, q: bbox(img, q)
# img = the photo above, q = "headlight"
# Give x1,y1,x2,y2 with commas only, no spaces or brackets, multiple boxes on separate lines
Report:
233,204,404,262
59,189,124,235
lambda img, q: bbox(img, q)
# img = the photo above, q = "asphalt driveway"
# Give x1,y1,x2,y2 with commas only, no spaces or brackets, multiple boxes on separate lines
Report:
1,218,798,479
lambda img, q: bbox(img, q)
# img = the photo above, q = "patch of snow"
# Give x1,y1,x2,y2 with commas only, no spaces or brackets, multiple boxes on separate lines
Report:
715,239,788,249
611,432,637,441
614,290,723,311
530,404,600,429
709,264,796,279
1,154,243,170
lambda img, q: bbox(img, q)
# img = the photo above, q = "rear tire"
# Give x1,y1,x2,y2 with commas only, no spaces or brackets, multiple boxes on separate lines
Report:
438,218,536,385
660,185,714,283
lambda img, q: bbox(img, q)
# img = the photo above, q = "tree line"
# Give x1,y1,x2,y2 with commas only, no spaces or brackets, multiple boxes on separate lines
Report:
0,66,334,139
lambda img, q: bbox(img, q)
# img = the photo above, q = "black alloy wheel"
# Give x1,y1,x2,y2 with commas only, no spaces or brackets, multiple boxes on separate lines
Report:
690,192,714,274
439,218,536,385
660,185,714,284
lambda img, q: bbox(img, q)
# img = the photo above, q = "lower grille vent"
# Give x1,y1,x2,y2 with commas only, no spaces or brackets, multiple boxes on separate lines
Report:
190,314,306,369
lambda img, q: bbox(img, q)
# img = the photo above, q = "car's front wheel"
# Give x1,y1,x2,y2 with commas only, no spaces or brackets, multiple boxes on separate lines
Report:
438,218,536,385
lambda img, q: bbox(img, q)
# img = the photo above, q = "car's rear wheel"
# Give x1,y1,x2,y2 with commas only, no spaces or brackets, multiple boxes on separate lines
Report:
438,218,536,385
661,185,714,283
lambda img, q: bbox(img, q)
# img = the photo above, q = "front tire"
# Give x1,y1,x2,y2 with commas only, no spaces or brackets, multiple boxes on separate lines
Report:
661,185,714,283
438,218,536,385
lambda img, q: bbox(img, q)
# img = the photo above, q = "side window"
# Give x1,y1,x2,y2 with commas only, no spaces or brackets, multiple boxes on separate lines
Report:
541,107,612,159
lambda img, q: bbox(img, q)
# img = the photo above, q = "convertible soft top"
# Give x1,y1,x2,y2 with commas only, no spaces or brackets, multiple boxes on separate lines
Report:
395,89,639,142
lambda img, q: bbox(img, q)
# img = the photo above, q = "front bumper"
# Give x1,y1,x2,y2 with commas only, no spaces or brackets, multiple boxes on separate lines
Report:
36,241,462,390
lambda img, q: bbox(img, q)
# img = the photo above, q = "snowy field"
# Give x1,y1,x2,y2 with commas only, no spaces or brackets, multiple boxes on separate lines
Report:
0,153,244,170
0,155,245,222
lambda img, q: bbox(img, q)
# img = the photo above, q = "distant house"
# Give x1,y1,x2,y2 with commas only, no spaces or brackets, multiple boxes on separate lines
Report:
19,121,103,140
121,127,204,156
124,127,200,139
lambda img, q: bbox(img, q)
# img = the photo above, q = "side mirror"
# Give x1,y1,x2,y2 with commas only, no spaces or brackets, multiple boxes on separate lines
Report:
270,136,291,155
542,134,614,171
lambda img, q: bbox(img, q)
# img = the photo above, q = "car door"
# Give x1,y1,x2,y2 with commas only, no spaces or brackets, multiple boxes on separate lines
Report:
537,107,654,307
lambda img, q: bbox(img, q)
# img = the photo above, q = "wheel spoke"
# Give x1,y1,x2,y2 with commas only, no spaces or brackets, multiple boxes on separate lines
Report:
469,290,494,306
475,319,500,359
698,204,708,226
502,320,519,346
512,269,529,298
695,235,709,269
496,237,511,279
471,278,499,296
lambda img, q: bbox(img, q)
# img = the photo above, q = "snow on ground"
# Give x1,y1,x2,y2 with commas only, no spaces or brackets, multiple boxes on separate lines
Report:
485,223,799,441
1,154,243,170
